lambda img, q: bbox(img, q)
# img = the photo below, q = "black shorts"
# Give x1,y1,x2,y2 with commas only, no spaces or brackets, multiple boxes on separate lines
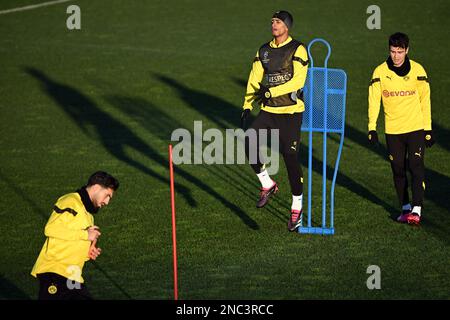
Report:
37,272,92,300
250,110,303,155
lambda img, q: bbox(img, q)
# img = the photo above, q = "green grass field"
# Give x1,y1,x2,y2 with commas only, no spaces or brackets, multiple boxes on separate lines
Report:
0,0,449,300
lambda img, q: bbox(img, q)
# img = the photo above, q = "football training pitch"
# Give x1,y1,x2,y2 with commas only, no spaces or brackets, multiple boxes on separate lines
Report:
0,0,449,299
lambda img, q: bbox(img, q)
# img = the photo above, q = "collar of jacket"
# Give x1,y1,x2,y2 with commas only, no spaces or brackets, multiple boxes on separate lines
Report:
270,36,292,48
76,187,98,214
386,55,411,77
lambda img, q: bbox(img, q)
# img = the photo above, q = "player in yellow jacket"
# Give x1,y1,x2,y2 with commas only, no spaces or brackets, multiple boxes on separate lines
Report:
241,10,308,232
368,32,434,225
31,171,119,299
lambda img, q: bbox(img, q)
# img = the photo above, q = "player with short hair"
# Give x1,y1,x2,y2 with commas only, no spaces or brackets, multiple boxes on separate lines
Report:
241,10,309,231
31,171,119,299
368,32,434,225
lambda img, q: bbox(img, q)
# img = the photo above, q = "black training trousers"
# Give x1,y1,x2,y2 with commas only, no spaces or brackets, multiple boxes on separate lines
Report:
385,130,426,207
245,110,303,196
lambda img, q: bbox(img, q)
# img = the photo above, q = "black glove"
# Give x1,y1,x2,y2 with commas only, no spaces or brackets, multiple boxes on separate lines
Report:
254,83,271,105
297,89,304,102
368,130,379,146
240,109,251,130
424,130,435,148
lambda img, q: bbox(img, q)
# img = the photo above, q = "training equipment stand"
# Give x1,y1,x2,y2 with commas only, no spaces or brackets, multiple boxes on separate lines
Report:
299,39,347,235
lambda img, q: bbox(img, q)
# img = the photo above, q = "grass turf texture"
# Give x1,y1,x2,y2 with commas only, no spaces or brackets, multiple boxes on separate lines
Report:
0,0,449,299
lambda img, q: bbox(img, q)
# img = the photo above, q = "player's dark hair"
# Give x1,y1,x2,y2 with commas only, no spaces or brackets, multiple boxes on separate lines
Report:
389,32,409,49
87,171,119,190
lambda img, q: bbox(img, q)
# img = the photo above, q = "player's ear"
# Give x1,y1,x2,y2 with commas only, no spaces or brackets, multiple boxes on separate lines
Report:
405,47,409,55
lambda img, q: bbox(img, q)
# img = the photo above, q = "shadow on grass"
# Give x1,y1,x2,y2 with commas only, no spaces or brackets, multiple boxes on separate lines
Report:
24,66,196,208
433,122,450,152
297,144,398,218
0,171,49,221
155,74,240,129
91,261,132,299
230,77,248,90
0,274,30,299
27,67,259,229
102,94,258,230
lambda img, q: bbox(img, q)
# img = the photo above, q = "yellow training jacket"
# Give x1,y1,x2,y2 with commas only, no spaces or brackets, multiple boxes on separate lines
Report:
242,36,309,114
31,192,94,283
368,59,431,134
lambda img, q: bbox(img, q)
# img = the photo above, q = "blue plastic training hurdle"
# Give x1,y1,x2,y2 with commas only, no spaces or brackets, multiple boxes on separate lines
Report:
299,39,347,235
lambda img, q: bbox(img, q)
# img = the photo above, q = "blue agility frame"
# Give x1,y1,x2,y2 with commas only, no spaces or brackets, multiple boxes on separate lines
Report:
299,39,347,235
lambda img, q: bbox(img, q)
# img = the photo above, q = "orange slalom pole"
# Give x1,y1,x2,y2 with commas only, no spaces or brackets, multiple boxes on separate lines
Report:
169,144,178,300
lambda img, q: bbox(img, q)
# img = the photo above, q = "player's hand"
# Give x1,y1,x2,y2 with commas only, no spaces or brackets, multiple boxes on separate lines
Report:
88,244,102,260
240,109,251,130
87,226,101,241
424,130,435,148
254,83,271,105
368,130,379,146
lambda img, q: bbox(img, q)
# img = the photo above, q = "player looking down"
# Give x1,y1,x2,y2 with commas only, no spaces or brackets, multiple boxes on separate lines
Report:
368,32,434,225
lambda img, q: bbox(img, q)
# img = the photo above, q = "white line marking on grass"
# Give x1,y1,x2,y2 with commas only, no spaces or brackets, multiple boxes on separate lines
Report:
0,0,72,15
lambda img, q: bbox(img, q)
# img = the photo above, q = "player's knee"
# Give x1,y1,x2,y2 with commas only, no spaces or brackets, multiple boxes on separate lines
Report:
389,157,405,176
408,157,424,174
283,144,300,156
282,152,298,164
